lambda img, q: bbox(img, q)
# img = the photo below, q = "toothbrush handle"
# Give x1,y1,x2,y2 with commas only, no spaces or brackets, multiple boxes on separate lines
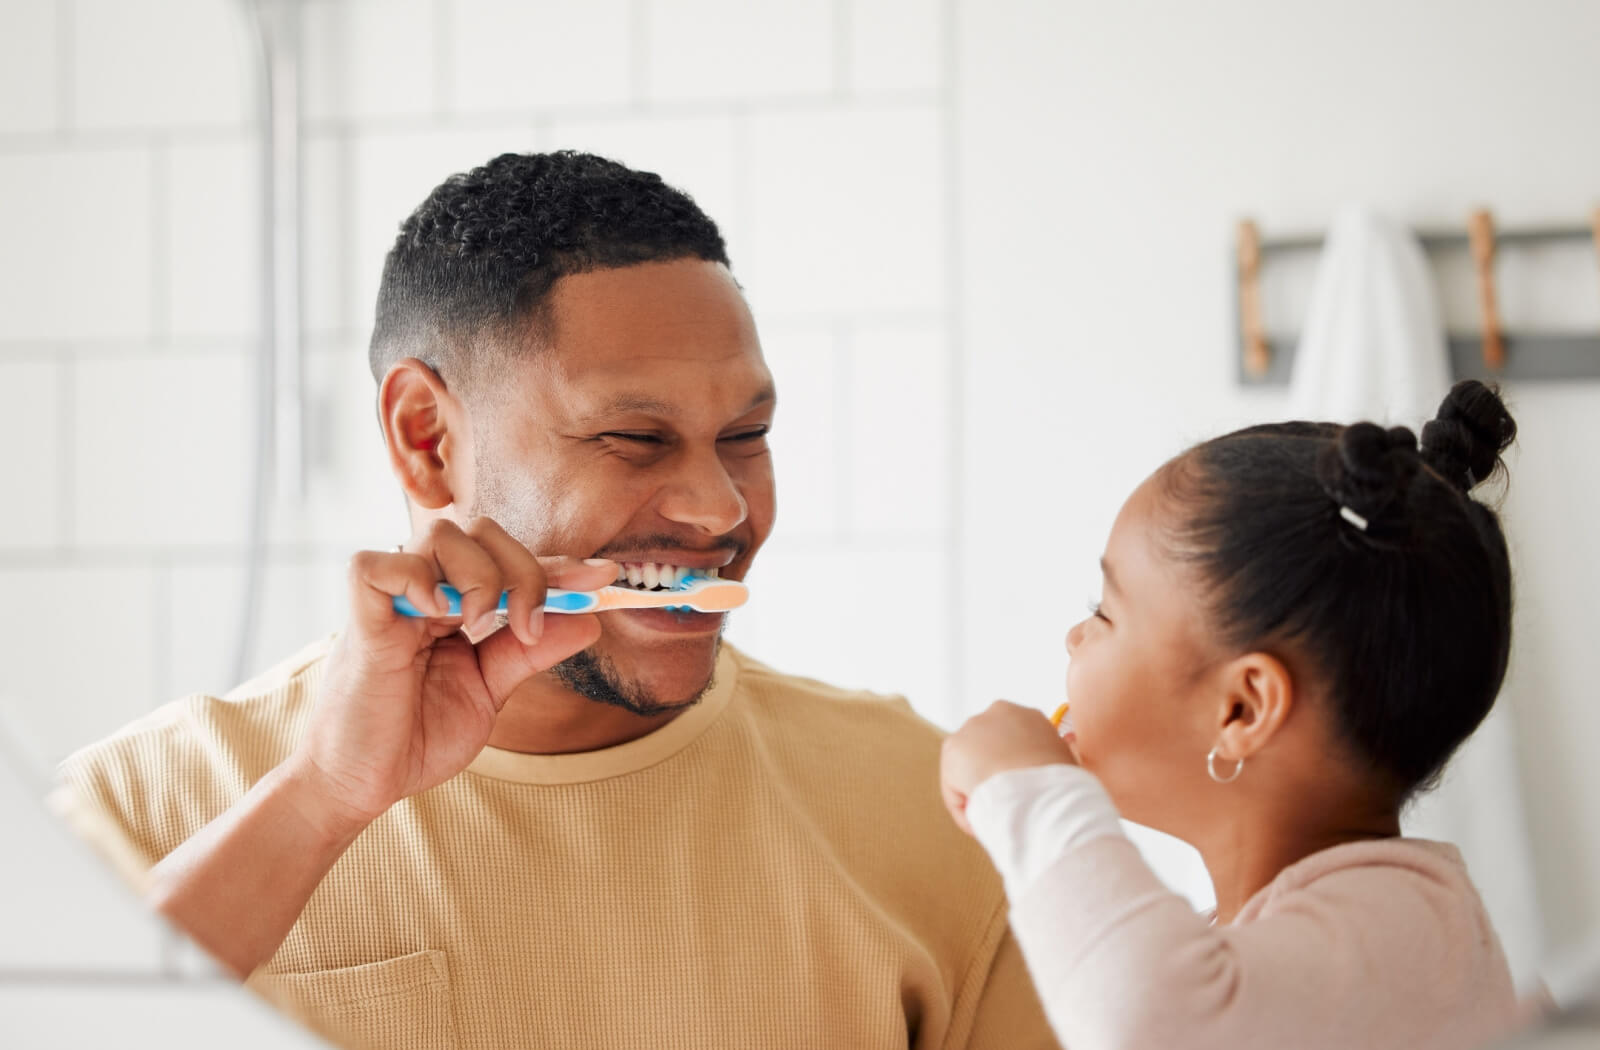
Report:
391,585,598,618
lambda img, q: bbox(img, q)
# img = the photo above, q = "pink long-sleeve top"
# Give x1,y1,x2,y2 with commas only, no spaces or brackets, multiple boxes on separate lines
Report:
967,765,1519,1050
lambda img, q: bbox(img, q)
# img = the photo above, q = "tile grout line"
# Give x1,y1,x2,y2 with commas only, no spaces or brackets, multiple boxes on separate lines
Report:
0,94,944,159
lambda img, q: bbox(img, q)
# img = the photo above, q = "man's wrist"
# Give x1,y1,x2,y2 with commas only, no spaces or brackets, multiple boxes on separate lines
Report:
268,756,382,850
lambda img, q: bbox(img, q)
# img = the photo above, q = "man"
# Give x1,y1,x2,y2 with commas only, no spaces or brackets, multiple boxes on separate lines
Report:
56,152,1054,1049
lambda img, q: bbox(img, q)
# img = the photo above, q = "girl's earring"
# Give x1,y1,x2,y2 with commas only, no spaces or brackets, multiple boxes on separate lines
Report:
1207,745,1244,784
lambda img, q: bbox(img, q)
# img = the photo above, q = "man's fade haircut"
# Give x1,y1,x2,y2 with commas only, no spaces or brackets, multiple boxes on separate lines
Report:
368,150,730,394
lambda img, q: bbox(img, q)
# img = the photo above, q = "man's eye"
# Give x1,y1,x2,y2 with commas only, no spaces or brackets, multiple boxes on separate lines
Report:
722,427,771,443
602,432,665,445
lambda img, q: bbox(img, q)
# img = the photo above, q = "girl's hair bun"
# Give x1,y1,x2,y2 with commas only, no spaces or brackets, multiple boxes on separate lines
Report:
1421,380,1516,493
1317,422,1420,534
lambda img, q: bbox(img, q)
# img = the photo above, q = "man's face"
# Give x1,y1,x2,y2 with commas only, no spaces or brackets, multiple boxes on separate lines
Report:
467,259,776,713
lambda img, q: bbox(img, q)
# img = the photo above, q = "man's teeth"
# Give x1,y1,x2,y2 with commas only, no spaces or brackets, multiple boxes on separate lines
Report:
612,563,721,591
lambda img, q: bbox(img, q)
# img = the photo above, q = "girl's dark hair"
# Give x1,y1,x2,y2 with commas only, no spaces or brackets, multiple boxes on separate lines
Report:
1160,380,1517,799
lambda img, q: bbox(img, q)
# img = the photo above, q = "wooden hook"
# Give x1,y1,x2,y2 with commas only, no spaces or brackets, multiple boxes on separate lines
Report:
1467,208,1505,371
1237,219,1269,378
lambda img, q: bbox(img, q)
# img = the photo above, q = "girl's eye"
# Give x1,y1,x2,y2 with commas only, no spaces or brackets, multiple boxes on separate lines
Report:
1087,599,1109,622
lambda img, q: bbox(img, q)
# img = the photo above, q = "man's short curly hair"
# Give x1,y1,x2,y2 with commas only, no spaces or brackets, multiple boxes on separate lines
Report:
368,150,730,393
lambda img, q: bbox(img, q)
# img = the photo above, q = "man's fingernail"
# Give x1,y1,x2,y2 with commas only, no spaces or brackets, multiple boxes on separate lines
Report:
527,607,545,643
433,586,452,615
583,558,612,567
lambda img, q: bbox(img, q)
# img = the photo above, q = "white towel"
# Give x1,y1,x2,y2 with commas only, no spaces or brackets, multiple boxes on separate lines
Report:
1288,204,1544,987
1287,204,1451,423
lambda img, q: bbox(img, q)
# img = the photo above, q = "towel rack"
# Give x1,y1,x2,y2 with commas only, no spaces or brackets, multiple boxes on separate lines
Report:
1235,215,1600,385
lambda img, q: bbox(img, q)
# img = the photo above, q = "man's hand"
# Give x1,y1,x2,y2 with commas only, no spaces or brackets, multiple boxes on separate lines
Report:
940,701,1077,836
289,517,617,835
145,518,615,976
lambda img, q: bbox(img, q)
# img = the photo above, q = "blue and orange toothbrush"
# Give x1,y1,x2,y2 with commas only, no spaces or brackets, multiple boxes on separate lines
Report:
392,575,749,619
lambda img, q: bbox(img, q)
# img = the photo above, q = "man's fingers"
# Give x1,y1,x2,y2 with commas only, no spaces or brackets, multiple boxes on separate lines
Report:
349,550,451,629
358,519,619,648
464,519,549,647
412,520,505,636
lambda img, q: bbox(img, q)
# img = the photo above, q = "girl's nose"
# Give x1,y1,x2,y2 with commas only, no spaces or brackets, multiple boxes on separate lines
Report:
1065,618,1087,654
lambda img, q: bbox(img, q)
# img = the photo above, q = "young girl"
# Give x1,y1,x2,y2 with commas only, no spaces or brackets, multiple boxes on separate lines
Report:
941,380,1522,1050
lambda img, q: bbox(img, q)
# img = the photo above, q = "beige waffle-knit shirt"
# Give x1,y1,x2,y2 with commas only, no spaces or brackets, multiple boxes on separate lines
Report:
54,639,1055,1050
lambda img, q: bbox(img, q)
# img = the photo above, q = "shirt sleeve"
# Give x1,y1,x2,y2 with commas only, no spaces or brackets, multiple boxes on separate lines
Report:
963,766,1518,1050
965,763,1123,902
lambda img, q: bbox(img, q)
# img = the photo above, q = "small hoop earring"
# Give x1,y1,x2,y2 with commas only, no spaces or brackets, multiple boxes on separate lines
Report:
1207,745,1243,784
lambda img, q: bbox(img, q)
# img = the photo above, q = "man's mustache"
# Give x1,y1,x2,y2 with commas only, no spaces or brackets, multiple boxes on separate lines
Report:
592,534,745,561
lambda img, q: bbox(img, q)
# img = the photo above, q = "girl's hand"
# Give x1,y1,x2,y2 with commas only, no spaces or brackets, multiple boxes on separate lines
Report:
940,700,1078,836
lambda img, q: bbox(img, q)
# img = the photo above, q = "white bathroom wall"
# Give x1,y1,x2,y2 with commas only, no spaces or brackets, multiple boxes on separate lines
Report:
957,0,1600,970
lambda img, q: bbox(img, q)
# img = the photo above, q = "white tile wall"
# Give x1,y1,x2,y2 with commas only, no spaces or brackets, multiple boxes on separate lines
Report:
300,132,352,336
644,0,835,103
72,0,252,132
447,0,633,113
0,360,63,548
847,0,945,96
745,105,946,317
757,323,843,540
73,352,253,548
0,148,155,342
0,0,58,134
267,345,409,549
166,138,261,340
167,557,347,700
845,321,951,537
301,0,438,123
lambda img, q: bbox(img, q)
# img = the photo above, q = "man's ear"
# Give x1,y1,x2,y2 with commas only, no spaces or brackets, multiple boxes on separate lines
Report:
1211,651,1294,763
378,358,460,510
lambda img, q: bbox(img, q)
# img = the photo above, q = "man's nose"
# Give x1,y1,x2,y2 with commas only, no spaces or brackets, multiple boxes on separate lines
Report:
658,447,748,535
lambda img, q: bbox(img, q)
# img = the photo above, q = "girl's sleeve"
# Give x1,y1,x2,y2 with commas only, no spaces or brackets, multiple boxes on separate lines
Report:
964,765,1516,1050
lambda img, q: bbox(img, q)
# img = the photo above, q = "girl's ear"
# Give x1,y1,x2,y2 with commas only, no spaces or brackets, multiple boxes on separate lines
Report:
378,357,460,510
1211,651,1294,763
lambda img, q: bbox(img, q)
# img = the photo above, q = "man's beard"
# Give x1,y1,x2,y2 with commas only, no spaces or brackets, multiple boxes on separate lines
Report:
550,634,722,717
